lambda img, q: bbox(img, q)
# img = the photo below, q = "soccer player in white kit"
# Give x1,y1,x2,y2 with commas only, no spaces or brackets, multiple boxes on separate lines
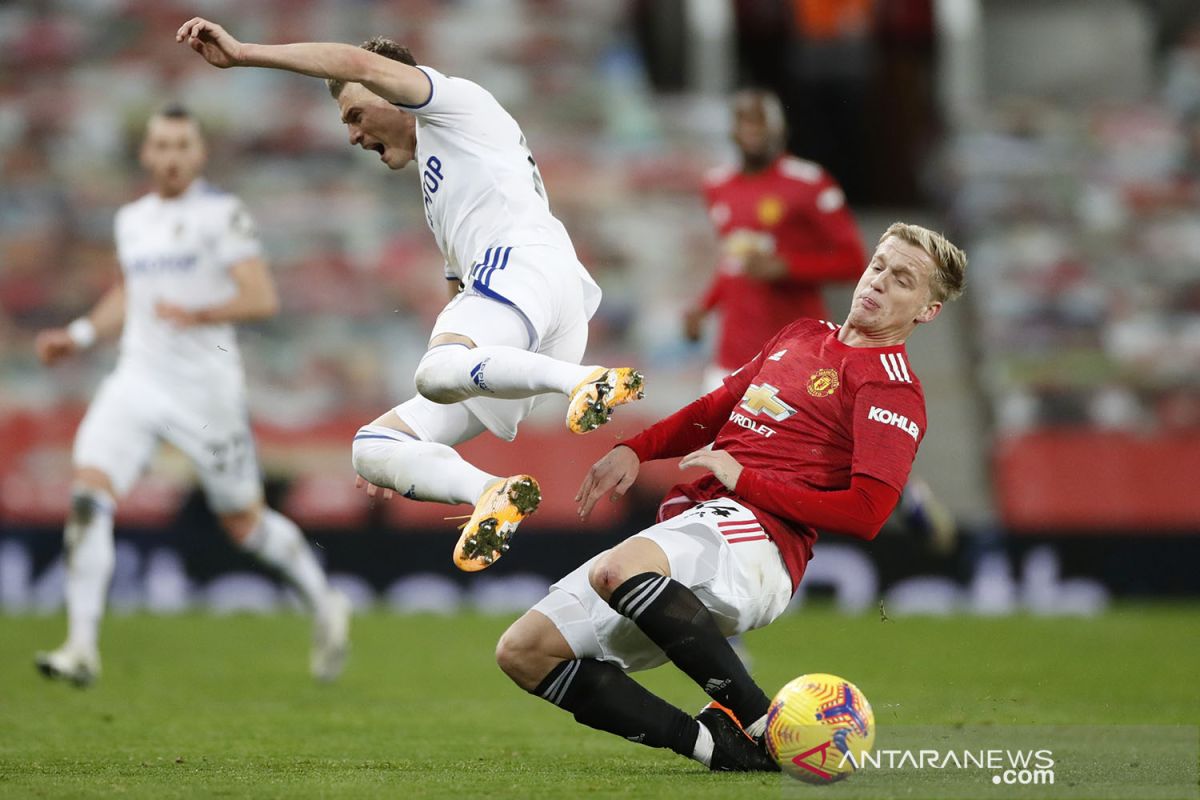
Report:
177,19,646,572
33,106,350,687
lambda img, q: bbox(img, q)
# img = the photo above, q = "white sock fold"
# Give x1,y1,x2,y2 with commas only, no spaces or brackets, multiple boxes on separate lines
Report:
242,508,330,614
745,714,768,740
352,425,496,505
64,487,116,654
415,343,596,403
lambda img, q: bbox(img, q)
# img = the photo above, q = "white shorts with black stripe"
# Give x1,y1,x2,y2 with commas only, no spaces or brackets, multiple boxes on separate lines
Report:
530,499,793,672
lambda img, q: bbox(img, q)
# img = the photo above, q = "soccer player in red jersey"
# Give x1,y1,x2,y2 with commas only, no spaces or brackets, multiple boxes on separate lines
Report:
496,223,966,771
685,89,866,393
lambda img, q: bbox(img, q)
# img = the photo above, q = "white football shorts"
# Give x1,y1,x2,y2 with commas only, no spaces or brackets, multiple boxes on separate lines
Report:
73,366,262,514
531,498,793,672
403,244,593,442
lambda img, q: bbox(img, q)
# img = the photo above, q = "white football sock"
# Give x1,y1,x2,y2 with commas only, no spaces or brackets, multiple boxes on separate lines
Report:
241,508,331,615
692,720,715,766
352,425,495,505
64,487,116,654
414,343,597,403
745,714,768,739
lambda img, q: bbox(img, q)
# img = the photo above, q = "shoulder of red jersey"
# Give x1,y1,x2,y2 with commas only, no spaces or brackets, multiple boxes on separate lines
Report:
776,156,826,184
859,349,922,388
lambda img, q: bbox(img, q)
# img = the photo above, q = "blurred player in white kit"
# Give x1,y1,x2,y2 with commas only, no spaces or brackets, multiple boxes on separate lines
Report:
177,19,645,572
33,106,350,687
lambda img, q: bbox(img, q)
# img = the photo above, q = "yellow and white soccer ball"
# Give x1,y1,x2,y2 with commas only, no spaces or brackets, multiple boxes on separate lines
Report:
765,673,876,783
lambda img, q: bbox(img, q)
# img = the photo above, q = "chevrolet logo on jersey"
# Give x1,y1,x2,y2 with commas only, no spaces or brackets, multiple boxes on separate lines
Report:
740,383,796,421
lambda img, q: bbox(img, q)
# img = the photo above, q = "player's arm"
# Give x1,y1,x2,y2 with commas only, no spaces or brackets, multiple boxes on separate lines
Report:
750,182,866,283
733,470,899,540
157,257,279,327
176,18,431,107
575,385,739,519
35,279,126,366
730,378,922,538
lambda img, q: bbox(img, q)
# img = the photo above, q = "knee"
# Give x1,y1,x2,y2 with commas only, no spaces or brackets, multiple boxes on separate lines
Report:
495,614,568,693
219,507,261,544
494,626,528,683
414,350,469,405
588,550,630,602
351,425,403,486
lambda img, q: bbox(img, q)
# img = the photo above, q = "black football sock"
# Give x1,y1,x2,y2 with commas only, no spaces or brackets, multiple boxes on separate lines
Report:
608,572,771,728
534,659,700,757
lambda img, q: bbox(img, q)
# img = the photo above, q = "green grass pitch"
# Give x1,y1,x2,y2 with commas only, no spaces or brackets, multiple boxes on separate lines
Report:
1,606,1197,798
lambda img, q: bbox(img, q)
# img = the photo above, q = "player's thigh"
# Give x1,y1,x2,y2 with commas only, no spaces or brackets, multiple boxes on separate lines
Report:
391,394,489,446
456,245,586,353
531,559,668,674
162,390,262,515
533,520,723,674
73,372,162,497
642,500,792,635
430,292,532,351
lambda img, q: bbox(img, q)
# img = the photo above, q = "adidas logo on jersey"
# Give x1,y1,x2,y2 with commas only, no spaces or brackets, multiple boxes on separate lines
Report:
867,405,920,440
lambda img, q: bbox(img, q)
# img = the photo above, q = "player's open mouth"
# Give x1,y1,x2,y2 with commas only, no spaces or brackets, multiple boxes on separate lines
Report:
367,143,386,157
859,296,879,310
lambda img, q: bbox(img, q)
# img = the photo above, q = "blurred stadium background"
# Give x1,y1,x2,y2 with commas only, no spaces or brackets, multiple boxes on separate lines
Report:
3,0,1200,620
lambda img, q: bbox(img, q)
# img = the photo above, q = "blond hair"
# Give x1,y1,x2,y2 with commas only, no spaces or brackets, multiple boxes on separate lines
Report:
879,222,967,302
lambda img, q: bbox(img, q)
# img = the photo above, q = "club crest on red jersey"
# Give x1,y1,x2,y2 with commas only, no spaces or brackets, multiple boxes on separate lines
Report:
740,382,797,421
807,368,840,398
757,195,785,226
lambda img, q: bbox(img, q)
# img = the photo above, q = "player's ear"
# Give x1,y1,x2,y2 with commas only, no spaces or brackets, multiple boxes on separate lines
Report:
915,301,942,325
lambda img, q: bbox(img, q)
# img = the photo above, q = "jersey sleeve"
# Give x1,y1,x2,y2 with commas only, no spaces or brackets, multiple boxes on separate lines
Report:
849,380,926,491
394,66,498,127
213,198,263,268
775,174,865,284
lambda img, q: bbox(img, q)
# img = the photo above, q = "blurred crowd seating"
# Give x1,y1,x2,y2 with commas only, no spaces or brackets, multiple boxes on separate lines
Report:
0,0,743,528
947,24,1200,529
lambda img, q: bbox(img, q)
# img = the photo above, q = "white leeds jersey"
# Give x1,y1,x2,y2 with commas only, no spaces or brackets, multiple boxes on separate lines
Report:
113,180,262,385
400,67,600,300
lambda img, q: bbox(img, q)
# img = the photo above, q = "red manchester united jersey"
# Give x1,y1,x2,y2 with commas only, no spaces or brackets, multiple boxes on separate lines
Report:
659,318,926,590
699,156,865,370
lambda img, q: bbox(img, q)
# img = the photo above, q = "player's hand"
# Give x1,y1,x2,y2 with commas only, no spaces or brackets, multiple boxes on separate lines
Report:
34,328,79,366
743,251,787,281
176,18,246,68
575,445,640,520
683,308,706,342
679,447,743,491
156,301,202,327
355,475,395,501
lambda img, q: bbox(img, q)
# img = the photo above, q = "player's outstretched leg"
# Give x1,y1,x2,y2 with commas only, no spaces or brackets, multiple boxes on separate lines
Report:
352,425,496,505
496,616,774,771
36,486,115,688
454,475,540,572
599,570,775,745
352,423,538,571
229,507,351,681
413,343,644,433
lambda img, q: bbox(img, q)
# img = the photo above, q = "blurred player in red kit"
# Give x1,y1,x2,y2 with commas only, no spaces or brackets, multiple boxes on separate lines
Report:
685,89,865,393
